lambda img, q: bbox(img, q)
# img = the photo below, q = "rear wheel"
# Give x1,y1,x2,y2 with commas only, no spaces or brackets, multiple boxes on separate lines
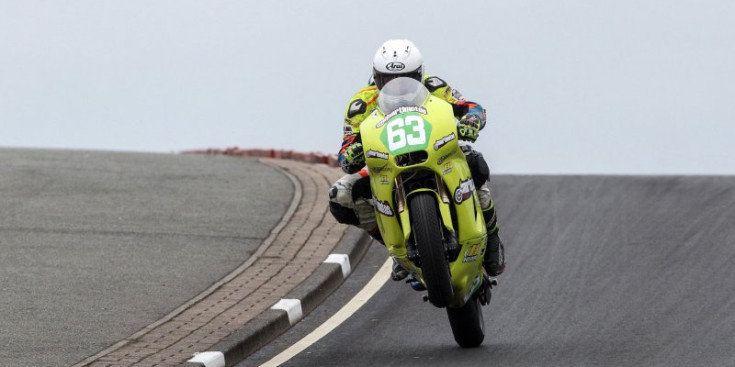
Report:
446,294,485,348
409,192,453,307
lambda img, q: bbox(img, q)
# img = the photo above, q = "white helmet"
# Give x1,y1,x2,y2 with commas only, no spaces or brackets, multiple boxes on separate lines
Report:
372,39,423,89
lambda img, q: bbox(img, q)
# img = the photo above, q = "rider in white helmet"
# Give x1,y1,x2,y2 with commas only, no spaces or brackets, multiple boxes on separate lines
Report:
371,40,424,90
329,39,506,282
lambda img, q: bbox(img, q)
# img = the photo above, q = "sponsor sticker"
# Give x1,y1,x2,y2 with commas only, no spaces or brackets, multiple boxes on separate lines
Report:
366,150,389,160
370,165,392,173
372,195,394,216
437,153,452,165
469,273,483,295
380,175,390,185
454,178,476,204
463,243,481,263
443,162,453,175
376,106,428,128
433,132,456,151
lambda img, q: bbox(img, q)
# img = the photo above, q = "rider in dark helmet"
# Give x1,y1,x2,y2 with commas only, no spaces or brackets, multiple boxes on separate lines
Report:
328,39,506,281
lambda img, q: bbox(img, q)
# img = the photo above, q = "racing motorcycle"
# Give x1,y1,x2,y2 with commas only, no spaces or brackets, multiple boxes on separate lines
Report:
361,77,495,347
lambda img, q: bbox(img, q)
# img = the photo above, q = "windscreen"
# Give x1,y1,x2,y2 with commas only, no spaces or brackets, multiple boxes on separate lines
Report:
377,77,430,114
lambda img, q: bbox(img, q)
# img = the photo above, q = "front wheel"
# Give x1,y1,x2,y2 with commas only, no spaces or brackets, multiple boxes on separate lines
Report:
409,192,453,307
446,295,485,348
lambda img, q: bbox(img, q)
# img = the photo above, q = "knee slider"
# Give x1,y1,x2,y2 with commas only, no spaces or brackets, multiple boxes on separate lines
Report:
329,202,360,226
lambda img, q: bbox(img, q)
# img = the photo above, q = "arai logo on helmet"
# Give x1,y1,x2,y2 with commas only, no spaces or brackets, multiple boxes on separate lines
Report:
386,62,405,71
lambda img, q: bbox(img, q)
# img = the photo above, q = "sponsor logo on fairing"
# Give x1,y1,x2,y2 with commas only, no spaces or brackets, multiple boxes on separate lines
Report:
469,273,483,295
463,243,481,263
379,175,390,185
366,150,389,160
443,163,453,175
454,178,476,204
370,164,392,173
376,106,427,128
372,195,394,216
433,133,456,151
386,62,405,71
437,153,452,165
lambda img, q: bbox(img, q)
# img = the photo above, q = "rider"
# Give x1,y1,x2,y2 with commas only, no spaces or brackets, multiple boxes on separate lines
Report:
328,39,506,281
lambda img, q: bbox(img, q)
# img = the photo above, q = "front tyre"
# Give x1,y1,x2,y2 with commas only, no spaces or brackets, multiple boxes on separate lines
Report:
410,192,453,307
446,295,485,348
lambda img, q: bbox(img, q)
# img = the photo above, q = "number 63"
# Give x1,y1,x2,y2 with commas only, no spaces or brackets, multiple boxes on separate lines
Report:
387,116,426,152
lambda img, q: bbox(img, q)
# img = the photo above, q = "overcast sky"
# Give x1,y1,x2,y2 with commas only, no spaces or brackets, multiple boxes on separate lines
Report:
1,1,733,174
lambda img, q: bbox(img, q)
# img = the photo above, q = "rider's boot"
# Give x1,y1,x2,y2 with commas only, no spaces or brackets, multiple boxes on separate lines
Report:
406,273,426,291
485,227,506,276
392,260,409,281
478,184,506,277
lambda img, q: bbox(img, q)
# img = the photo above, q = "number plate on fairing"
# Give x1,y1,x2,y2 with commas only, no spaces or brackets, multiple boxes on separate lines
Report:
380,112,433,155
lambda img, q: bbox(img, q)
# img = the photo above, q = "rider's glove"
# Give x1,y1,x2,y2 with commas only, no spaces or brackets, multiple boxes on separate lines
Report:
458,114,481,142
340,142,365,174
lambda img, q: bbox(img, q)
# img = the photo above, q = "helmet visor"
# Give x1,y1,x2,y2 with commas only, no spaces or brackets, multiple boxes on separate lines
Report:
374,66,422,89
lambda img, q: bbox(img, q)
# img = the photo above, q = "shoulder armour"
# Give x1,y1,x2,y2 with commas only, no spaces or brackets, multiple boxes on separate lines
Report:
347,99,368,118
424,76,447,92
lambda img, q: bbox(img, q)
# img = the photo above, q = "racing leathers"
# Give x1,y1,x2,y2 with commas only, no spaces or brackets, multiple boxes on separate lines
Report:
328,75,506,277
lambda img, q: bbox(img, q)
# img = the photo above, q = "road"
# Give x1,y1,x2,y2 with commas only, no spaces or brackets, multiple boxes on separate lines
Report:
241,175,735,367
0,148,294,367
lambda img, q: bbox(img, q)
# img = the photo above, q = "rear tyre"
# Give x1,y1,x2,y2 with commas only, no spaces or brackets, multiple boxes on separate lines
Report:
409,192,453,307
446,295,485,348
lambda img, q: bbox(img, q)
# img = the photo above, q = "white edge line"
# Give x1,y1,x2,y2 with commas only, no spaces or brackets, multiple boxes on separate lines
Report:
259,257,392,367
72,158,302,367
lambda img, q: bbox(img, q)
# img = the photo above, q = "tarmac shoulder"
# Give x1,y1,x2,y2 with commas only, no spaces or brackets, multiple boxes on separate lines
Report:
75,158,371,367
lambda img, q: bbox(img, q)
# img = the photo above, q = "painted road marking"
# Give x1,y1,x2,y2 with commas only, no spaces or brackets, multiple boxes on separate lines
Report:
324,253,351,278
187,351,225,367
271,299,303,326
259,257,392,367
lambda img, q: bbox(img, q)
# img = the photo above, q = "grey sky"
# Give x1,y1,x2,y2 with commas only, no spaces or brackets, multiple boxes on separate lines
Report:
1,1,733,174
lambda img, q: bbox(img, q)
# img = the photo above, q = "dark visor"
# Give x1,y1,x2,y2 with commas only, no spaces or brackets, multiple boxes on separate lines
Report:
374,67,422,89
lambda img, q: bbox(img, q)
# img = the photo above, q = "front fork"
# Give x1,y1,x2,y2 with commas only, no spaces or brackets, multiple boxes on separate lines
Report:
399,173,460,268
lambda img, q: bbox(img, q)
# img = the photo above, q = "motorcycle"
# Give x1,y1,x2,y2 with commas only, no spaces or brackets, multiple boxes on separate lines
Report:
360,77,495,347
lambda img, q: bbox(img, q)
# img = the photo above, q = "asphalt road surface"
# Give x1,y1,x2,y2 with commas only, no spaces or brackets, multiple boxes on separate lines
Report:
241,175,735,367
0,148,293,367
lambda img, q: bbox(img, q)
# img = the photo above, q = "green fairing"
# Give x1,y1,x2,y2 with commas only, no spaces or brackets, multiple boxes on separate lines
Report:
362,94,487,308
